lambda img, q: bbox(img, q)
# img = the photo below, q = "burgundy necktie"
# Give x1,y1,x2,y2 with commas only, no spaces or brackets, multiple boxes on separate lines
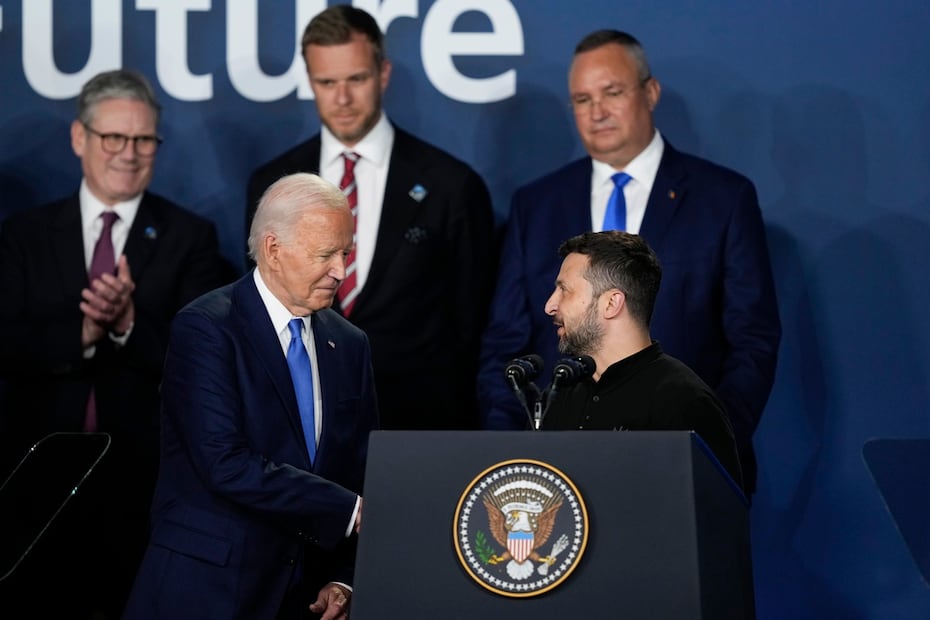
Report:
84,210,119,432
336,152,360,316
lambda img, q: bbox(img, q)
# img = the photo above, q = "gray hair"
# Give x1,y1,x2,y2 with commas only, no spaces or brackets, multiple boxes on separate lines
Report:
247,173,349,263
77,69,161,127
574,30,652,83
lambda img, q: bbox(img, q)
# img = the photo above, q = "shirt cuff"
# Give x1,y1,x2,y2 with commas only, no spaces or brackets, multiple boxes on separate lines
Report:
345,495,361,538
109,321,134,347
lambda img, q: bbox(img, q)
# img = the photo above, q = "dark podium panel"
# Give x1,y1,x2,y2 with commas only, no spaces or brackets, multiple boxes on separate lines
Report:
353,431,753,619
863,438,930,585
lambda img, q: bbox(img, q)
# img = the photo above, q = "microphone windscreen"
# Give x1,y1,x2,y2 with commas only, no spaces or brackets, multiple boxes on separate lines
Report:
576,355,595,378
524,354,544,373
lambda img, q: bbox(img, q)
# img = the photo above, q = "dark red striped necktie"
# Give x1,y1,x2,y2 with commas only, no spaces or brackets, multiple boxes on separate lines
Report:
336,152,360,316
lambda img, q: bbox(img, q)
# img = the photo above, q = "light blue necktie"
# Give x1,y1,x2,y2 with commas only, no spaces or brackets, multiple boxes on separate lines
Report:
286,318,316,463
602,172,633,231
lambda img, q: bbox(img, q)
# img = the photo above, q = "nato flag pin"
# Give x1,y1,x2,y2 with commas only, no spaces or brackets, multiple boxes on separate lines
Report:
144,226,158,240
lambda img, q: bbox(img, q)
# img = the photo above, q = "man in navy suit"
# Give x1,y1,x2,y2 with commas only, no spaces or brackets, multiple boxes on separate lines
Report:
125,173,378,619
478,30,780,494
0,70,230,618
247,5,495,431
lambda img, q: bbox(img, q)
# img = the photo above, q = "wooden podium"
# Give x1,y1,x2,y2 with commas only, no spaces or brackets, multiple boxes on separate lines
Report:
352,430,753,619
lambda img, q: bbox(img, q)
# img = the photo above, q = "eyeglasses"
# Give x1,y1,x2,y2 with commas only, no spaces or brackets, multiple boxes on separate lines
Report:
82,123,163,156
570,76,652,114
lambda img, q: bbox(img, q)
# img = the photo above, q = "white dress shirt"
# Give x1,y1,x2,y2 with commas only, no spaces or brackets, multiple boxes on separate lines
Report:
320,113,394,292
79,179,141,354
79,179,141,271
590,129,665,234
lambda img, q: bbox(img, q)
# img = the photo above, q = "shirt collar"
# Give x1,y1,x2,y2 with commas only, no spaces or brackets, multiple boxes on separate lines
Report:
591,129,665,190
320,112,394,169
79,178,143,226
252,268,312,337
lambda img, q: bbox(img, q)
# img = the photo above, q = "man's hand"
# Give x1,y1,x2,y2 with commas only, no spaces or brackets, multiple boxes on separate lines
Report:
81,315,107,348
309,582,351,620
79,255,136,337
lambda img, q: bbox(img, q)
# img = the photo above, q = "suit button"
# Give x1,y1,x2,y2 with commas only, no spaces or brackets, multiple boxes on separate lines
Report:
592,395,600,402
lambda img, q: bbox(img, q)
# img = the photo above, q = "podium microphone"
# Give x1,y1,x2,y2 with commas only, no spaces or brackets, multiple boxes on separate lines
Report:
503,355,543,429
553,355,596,385
539,355,596,429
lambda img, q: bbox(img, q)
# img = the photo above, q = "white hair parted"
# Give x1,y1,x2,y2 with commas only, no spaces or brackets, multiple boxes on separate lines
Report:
247,172,349,263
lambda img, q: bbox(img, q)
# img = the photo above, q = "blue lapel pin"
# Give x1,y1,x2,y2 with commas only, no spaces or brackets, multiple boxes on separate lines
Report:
144,226,158,240
409,184,427,202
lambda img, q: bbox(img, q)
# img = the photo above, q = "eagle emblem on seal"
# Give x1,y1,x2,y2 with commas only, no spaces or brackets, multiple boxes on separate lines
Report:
483,479,569,580
453,460,587,597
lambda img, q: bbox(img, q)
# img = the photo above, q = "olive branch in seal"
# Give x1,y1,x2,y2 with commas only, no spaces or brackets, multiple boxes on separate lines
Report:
474,530,495,564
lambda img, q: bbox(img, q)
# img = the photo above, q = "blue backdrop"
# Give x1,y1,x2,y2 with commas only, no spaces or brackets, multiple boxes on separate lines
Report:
2,1,929,616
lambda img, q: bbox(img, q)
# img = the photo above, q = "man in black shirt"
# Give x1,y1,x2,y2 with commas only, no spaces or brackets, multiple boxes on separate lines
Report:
541,231,743,488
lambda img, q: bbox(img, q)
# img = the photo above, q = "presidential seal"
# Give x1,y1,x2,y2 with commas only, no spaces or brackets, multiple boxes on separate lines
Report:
453,459,588,597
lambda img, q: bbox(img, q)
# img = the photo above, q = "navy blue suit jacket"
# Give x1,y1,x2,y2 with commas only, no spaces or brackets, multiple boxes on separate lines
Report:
125,273,379,620
478,143,780,491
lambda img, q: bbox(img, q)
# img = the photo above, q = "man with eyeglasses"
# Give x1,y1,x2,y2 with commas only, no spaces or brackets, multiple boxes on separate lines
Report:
0,69,231,619
478,30,781,497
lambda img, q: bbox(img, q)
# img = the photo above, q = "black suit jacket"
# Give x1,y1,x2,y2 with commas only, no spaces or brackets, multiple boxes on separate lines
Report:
247,126,495,429
0,190,230,614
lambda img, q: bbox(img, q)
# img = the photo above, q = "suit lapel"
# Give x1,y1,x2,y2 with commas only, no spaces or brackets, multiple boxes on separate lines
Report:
122,193,162,281
50,195,91,292
233,275,311,465
640,143,687,250
304,137,323,174
309,312,340,470
354,130,422,311
561,159,594,231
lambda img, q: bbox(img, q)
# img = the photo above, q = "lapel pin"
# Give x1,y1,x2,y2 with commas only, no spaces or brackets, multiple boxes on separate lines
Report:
144,226,158,240
668,190,677,200
327,340,335,349
409,184,428,202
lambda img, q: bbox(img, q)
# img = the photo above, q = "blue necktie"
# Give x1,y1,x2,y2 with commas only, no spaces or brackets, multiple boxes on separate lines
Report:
286,318,316,463
602,172,633,231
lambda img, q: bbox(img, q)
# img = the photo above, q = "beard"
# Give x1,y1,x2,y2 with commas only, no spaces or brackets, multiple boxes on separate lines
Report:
557,300,603,356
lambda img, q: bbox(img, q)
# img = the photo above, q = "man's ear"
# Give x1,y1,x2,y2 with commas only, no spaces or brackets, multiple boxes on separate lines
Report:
603,289,625,319
71,120,87,157
261,233,280,268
